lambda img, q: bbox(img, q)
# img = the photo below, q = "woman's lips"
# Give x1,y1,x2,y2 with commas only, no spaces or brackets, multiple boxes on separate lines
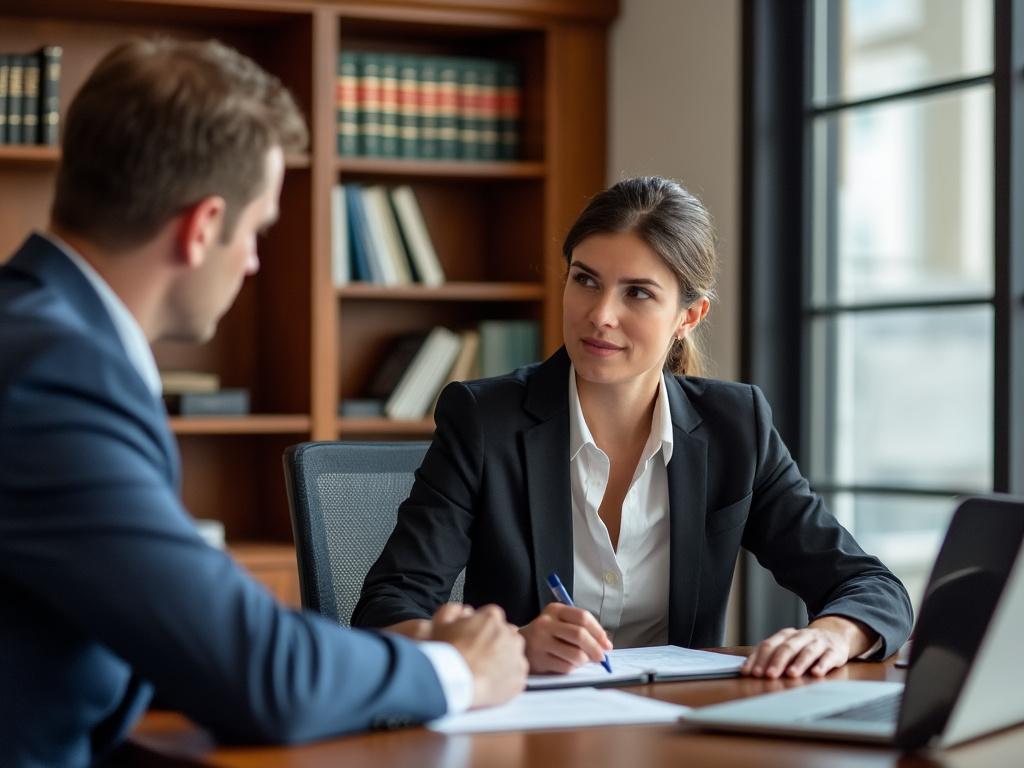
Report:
582,338,623,357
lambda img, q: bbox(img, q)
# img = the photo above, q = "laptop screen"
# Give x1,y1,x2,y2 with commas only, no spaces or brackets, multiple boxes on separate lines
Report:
896,496,1024,748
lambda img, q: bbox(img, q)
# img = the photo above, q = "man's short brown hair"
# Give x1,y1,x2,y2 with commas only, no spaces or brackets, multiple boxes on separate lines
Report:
52,38,308,249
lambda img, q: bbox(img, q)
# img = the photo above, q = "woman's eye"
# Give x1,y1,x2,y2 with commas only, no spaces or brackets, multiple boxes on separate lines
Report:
626,286,653,300
573,272,597,288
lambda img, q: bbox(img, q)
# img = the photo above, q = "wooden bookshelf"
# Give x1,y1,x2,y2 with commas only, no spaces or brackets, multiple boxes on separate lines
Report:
0,0,616,604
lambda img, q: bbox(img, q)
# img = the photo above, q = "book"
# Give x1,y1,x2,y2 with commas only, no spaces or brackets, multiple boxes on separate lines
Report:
365,333,429,401
160,370,221,394
344,184,380,283
477,59,500,160
479,319,539,377
378,54,400,157
336,51,359,157
385,326,461,420
6,54,23,144
396,54,419,158
330,185,349,286
436,56,459,159
362,185,412,285
38,46,62,146
457,58,482,160
389,185,445,286
21,55,39,144
497,60,521,160
430,329,480,414
338,398,385,418
0,55,9,143
360,53,383,156
164,389,250,416
418,56,440,159
526,645,745,690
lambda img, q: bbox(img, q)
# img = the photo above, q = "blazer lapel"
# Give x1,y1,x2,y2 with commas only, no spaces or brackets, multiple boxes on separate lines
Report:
664,375,708,646
522,348,574,608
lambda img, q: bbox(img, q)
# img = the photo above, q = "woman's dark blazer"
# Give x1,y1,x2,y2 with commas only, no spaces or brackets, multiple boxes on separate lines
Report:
353,348,913,656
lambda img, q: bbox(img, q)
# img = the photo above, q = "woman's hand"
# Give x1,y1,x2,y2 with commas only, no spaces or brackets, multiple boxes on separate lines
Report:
519,603,612,674
741,616,875,679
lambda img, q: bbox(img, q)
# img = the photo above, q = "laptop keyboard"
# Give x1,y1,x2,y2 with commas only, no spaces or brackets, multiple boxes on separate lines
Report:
818,693,902,724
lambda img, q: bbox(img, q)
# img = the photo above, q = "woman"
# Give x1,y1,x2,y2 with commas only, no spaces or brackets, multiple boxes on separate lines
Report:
353,176,912,679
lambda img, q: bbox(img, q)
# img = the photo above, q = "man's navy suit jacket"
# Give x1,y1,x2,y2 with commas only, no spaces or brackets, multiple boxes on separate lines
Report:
0,235,447,767
354,347,913,657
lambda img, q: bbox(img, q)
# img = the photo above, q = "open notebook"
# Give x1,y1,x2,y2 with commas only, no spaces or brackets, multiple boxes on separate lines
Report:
527,645,746,690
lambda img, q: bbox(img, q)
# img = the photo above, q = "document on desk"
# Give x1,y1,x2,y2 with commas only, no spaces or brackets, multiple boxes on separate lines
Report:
427,688,690,734
527,645,746,690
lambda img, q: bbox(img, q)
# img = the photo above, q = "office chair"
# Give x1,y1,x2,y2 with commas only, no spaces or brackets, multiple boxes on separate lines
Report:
283,441,464,626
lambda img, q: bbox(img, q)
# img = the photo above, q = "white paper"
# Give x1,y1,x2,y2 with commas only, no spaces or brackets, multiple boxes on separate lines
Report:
527,645,746,689
427,688,690,734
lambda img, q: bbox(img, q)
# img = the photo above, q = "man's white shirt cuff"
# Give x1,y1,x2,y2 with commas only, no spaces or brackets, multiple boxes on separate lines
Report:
418,641,474,714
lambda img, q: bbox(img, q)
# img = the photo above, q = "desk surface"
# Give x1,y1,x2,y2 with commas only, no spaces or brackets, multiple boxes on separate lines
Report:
128,649,1024,768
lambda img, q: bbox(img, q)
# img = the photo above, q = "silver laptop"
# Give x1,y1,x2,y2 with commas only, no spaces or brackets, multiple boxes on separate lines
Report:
680,495,1024,749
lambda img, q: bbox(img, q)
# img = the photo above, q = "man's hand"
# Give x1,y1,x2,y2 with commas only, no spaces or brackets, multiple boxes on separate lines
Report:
519,602,612,674
741,616,875,679
429,604,528,708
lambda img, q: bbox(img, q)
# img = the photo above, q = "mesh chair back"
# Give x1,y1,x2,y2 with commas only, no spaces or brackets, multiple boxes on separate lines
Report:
284,441,464,626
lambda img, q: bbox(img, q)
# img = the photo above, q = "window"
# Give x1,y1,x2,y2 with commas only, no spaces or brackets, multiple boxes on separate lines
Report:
743,0,1023,637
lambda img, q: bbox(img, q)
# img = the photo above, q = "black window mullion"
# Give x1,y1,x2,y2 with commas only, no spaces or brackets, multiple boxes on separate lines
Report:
993,0,1024,494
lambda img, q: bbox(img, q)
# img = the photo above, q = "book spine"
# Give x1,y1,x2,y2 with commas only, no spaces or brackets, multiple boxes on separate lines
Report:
6,55,23,144
344,184,374,282
478,60,500,161
397,54,420,159
360,53,383,157
21,55,40,145
498,61,522,161
458,58,482,161
436,57,459,160
418,56,440,160
378,54,400,158
0,55,9,144
337,51,360,157
38,46,61,146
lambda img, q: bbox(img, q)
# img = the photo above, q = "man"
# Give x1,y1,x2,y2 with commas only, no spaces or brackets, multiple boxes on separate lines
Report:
0,39,526,767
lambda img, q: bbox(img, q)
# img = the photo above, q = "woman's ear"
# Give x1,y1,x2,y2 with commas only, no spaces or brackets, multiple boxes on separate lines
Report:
676,297,711,339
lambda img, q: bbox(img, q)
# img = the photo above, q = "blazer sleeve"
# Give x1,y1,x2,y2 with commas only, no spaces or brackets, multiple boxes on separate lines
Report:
353,381,483,628
0,337,447,744
740,385,914,658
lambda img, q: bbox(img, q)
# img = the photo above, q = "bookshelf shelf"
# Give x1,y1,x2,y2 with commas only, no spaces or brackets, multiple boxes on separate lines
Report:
168,415,311,435
0,145,60,165
336,157,546,180
337,417,435,436
337,281,544,302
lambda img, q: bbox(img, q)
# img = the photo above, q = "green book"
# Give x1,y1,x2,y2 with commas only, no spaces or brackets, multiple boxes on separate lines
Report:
360,53,383,157
397,54,419,158
38,46,62,146
478,59,500,161
458,58,483,161
6,54,23,144
497,61,521,161
436,56,459,160
378,53,400,157
21,55,41,144
418,56,440,159
0,55,9,144
337,51,359,157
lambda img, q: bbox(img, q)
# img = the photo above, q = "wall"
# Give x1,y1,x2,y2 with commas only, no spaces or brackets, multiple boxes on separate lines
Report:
608,0,741,382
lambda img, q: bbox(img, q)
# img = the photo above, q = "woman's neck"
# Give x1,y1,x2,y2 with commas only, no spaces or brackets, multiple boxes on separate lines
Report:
575,368,662,452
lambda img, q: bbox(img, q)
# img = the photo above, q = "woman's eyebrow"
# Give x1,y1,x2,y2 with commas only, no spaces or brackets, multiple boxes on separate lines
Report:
570,259,662,288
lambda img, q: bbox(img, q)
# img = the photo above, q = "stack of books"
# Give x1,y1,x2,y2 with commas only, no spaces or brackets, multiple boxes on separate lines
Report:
161,370,250,417
336,51,521,162
0,46,62,146
332,183,445,287
340,320,539,421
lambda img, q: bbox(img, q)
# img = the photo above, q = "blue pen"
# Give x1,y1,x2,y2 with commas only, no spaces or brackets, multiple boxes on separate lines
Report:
546,571,612,673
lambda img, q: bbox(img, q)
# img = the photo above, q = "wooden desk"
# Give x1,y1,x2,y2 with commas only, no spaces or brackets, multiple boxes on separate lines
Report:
127,650,1024,768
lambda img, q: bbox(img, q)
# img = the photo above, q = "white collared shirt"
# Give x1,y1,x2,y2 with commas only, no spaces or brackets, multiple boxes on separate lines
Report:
568,365,673,648
45,231,476,712
43,231,163,399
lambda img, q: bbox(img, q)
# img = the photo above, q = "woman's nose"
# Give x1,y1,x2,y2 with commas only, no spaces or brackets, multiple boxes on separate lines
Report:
587,291,619,328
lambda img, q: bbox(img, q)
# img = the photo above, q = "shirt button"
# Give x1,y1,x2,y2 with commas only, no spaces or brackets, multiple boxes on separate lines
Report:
604,571,619,586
